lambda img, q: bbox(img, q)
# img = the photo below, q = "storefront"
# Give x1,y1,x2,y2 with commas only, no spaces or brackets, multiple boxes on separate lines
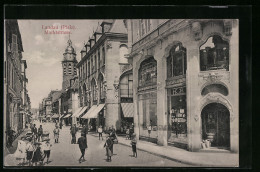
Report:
137,57,158,143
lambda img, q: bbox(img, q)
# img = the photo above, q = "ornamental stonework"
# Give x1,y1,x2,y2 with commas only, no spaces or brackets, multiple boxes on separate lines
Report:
198,71,230,86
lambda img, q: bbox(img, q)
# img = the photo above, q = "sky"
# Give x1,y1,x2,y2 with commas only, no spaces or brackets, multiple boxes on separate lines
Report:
18,20,101,109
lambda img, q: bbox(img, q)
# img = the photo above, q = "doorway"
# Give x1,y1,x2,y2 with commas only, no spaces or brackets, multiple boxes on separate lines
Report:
201,103,230,149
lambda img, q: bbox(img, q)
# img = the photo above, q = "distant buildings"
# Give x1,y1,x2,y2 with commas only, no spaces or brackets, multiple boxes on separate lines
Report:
76,20,132,131
4,20,31,135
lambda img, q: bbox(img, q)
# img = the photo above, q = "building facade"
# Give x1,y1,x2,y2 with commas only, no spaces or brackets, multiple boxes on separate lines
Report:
4,20,26,133
77,20,131,131
127,19,239,152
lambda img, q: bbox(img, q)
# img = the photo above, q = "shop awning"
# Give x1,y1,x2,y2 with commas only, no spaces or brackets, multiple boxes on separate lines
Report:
87,104,105,119
51,114,60,118
63,114,72,118
76,106,88,118
81,105,97,119
71,107,83,117
121,103,134,117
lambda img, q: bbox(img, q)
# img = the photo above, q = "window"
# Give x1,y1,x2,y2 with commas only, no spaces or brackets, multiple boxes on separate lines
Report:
91,79,97,103
99,75,104,100
88,61,90,76
102,47,105,65
167,43,187,78
94,55,97,71
98,51,100,69
140,19,151,37
138,57,157,88
12,34,18,52
120,73,133,98
200,35,229,71
91,56,94,73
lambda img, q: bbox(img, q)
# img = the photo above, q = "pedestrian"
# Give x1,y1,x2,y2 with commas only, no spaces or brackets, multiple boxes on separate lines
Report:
31,124,38,143
59,120,63,129
129,125,134,140
13,136,27,166
131,133,137,158
77,133,88,163
148,124,152,138
41,138,52,164
26,138,35,166
38,125,43,142
103,136,113,162
53,126,60,143
70,124,77,144
81,123,88,144
126,128,130,140
55,120,59,128
97,125,103,140
31,142,42,166
109,128,117,155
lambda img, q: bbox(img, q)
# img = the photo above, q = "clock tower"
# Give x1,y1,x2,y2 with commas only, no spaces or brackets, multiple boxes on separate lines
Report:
62,38,77,90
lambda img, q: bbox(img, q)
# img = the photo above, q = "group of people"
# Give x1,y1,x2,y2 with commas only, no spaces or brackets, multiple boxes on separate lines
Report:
13,124,52,166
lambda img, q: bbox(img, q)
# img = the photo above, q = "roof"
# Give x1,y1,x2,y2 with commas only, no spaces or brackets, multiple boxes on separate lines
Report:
109,20,127,34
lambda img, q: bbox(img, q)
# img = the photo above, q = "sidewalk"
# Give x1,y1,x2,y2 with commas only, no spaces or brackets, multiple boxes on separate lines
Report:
89,132,239,167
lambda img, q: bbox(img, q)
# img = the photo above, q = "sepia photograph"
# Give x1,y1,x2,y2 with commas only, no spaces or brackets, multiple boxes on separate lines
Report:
3,5,248,168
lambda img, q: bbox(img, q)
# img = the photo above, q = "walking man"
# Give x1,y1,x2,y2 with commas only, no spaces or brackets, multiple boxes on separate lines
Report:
70,124,77,144
98,125,103,140
77,133,87,163
38,125,43,142
32,124,38,143
53,126,60,143
81,122,88,143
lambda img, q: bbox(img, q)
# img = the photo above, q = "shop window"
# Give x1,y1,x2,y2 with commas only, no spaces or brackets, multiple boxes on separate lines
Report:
138,57,157,88
102,47,105,65
201,84,228,96
200,35,229,71
120,73,133,99
167,43,187,78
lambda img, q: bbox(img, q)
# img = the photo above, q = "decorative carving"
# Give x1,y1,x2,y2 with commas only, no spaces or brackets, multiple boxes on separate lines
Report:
106,41,112,49
120,64,133,74
198,72,230,86
194,114,199,121
223,19,232,36
191,21,202,41
166,76,186,87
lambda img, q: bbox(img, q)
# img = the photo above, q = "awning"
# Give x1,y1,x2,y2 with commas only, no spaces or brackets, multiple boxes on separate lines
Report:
51,114,60,118
81,105,98,119
88,104,105,119
75,106,88,118
71,107,83,117
121,103,134,117
46,115,51,118
63,114,72,118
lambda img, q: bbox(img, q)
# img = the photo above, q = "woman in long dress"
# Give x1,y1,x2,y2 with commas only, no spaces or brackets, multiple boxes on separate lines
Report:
31,142,42,166
13,137,27,166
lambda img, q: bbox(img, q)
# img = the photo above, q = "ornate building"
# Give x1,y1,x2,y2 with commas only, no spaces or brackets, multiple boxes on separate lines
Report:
127,19,238,152
76,20,132,131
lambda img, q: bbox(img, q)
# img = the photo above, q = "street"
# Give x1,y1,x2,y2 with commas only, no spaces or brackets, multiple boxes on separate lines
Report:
4,121,190,167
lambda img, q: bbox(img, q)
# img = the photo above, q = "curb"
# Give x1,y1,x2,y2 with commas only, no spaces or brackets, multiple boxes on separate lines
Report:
89,133,235,167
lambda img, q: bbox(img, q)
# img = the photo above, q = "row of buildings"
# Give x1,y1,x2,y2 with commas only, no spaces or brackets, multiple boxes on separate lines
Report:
4,20,32,144
39,19,239,153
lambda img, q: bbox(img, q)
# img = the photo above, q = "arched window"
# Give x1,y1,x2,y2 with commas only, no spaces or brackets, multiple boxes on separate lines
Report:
120,73,133,99
98,74,104,101
200,35,229,71
119,44,128,63
138,57,157,88
201,84,228,96
167,43,187,78
91,79,97,103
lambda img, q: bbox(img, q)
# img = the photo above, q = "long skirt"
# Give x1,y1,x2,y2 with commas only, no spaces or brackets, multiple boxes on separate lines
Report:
106,147,112,157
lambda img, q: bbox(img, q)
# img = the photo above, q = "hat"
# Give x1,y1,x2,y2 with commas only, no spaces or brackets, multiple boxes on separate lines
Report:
34,142,42,145
44,138,50,141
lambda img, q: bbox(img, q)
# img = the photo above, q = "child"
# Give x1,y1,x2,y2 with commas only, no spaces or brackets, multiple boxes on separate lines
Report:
14,136,27,166
42,138,52,164
77,133,87,163
31,142,42,166
131,133,137,158
104,136,113,162
126,128,130,140
26,138,35,166
97,125,103,140
53,126,60,143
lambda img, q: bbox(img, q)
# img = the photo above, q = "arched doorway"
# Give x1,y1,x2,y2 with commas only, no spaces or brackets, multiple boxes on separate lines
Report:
201,103,230,149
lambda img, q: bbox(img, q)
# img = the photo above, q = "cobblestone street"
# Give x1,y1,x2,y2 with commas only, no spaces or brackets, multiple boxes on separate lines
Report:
4,121,190,167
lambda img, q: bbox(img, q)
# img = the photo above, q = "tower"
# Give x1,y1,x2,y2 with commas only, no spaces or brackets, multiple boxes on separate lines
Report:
62,38,77,90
